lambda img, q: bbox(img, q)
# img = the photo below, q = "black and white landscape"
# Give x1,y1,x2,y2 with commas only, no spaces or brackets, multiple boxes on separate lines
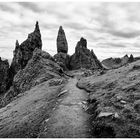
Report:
0,1,140,138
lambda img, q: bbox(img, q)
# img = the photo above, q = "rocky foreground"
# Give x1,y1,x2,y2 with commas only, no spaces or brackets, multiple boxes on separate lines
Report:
0,22,139,137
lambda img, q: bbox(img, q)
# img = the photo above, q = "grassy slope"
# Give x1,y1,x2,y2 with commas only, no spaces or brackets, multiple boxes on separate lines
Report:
0,79,65,138
78,60,140,137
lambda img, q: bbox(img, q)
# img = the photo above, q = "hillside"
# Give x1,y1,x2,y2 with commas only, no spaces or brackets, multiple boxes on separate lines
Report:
0,21,139,138
77,59,140,137
102,54,134,69
0,58,140,137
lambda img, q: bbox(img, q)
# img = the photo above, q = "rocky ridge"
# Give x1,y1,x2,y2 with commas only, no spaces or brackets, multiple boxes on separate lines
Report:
102,54,134,69
2,48,63,107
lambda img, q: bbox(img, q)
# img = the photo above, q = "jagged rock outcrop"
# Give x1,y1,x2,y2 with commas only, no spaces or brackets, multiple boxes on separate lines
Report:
9,21,42,86
70,37,103,70
9,40,21,76
57,26,68,53
3,49,62,106
129,54,134,63
0,58,9,94
54,26,70,70
102,54,134,69
121,54,129,64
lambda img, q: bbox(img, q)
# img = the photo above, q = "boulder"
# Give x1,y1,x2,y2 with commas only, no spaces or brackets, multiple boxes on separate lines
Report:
98,112,114,118
70,37,103,70
57,26,68,53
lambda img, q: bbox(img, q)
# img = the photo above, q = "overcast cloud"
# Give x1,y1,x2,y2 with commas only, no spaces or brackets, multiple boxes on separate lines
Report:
0,2,140,60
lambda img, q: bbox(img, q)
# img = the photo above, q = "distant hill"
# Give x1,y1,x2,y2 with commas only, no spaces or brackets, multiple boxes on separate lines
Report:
102,54,134,69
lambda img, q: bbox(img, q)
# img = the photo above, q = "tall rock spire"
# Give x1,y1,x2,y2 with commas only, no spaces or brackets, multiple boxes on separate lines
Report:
16,40,19,46
57,26,68,53
79,37,87,48
15,40,19,50
34,21,40,32
129,54,134,62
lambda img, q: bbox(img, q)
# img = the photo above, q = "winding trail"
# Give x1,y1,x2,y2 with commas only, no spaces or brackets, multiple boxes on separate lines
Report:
39,77,91,138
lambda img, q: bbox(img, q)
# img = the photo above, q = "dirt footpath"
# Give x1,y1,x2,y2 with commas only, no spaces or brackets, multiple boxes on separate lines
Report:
39,77,91,138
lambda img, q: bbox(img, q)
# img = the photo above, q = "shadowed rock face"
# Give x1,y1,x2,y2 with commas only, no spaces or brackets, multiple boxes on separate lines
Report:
9,21,42,86
3,49,62,106
57,26,68,53
129,54,134,63
121,54,129,64
70,37,103,70
54,52,70,70
10,40,22,76
0,58,9,95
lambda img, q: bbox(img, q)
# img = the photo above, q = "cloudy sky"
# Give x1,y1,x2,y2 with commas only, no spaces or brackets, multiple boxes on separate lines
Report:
0,2,140,61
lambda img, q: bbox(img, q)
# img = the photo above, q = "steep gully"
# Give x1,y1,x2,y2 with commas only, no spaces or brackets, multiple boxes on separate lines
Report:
38,74,92,138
